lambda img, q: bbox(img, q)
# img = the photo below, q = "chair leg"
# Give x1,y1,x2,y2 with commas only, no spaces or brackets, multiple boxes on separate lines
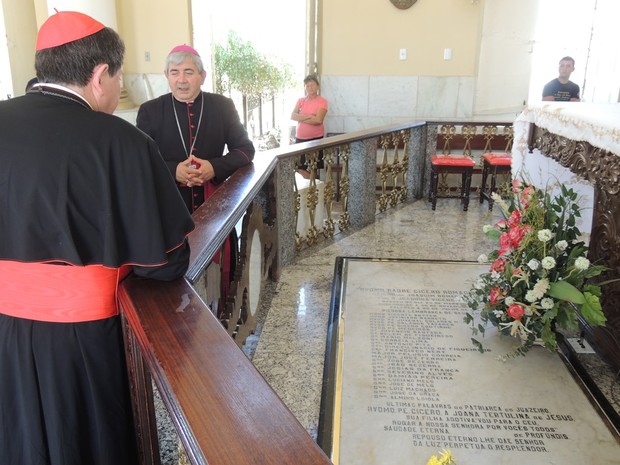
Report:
428,173,433,203
463,168,473,212
459,172,467,209
488,168,498,211
430,171,438,210
480,163,489,204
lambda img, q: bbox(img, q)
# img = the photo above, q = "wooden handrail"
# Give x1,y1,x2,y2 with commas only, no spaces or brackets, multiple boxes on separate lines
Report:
187,153,277,283
119,276,333,465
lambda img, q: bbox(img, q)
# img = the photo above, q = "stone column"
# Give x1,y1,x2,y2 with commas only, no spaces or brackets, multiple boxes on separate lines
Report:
348,138,378,229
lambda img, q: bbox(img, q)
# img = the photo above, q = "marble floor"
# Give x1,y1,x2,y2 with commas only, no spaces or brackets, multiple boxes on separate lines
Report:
159,197,620,464
251,198,505,439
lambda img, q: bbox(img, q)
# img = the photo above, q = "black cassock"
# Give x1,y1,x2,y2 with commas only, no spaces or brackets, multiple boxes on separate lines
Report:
137,91,255,212
0,87,194,465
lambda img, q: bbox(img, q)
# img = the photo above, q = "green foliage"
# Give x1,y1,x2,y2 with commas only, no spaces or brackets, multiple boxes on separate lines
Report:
213,31,295,100
547,281,584,304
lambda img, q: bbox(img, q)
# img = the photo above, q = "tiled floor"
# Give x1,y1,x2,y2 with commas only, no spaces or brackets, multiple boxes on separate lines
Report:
159,197,620,464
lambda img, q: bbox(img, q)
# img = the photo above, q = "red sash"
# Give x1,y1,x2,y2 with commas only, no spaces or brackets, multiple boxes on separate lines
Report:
0,261,130,323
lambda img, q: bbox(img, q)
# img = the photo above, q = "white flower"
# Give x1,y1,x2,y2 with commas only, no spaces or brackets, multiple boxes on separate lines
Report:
493,310,504,317
527,259,540,271
482,224,493,234
575,256,590,270
505,296,515,306
540,298,554,309
474,278,485,290
490,270,501,280
541,256,556,270
524,305,534,316
555,240,568,252
525,290,538,303
492,196,510,214
533,278,550,299
538,229,554,242
477,254,488,263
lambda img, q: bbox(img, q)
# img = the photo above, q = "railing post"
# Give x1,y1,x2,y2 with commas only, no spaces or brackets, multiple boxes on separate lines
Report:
406,125,427,200
348,138,378,228
275,156,297,267
423,124,439,201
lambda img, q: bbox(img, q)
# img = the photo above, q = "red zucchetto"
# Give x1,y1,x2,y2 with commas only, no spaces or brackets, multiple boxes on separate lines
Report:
36,10,105,51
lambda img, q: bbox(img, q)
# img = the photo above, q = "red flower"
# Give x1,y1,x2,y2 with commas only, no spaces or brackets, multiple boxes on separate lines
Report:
508,225,528,248
507,209,521,228
490,257,506,272
498,233,514,256
520,186,535,209
489,287,504,305
507,304,525,320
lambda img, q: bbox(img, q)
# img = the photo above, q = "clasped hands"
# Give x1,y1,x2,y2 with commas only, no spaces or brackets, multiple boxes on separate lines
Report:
176,155,215,187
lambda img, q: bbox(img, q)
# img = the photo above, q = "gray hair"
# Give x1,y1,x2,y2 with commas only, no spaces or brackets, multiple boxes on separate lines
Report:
164,51,205,74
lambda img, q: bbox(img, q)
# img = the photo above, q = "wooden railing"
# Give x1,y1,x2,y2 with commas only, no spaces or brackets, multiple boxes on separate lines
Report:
118,120,514,465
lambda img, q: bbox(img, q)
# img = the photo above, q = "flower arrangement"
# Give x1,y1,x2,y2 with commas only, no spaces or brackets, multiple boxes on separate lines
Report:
426,449,456,465
463,179,608,357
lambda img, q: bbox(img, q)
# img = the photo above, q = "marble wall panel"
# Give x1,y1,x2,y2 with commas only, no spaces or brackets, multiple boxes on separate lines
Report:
456,77,476,119
368,76,418,117
416,76,461,119
322,75,478,133
321,75,370,117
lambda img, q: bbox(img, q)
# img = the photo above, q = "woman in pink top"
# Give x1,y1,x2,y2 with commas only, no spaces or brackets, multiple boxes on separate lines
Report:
291,74,328,176
291,74,328,142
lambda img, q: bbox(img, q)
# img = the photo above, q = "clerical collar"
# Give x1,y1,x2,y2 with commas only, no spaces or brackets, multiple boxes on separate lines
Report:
172,92,203,105
30,83,93,110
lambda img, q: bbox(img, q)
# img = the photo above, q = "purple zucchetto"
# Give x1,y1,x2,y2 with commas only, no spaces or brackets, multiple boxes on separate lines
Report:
169,44,200,56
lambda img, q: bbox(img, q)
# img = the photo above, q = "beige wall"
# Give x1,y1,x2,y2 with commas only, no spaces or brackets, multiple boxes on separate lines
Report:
2,0,37,95
116,0,192,74
321,0,484,76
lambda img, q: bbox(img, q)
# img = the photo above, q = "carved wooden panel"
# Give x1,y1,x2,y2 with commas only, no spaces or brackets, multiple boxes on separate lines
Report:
221,200,277,345
530,124,620,370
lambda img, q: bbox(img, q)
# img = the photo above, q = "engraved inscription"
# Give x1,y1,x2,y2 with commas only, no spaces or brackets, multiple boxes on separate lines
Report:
335,261,619,465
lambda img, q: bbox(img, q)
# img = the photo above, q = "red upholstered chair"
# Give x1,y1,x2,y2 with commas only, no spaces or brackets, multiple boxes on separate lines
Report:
429,124,476,211
479,125,514,211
